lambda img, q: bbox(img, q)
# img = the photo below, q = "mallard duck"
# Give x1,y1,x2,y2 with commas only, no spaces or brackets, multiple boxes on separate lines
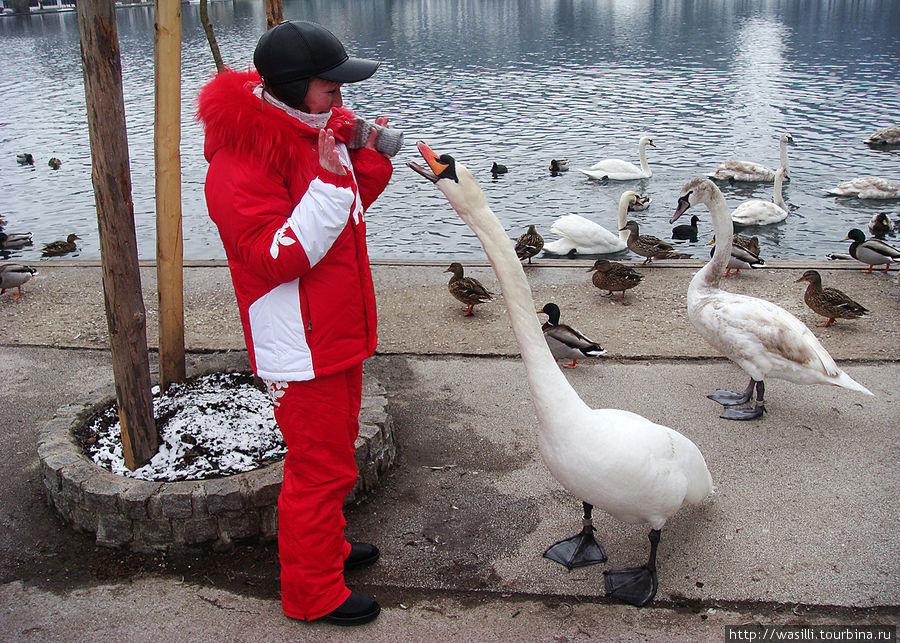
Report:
490,162,508,177
410,141,712,608
543,191,644,255
708,133,793,183
589,258,643,300
621,220,691,264
0,232,33,249
864,125,900,147
16,153,34,165
671,178,873,420
706,236,765,277
579,135,655,180
868,213,897,240
48,157,62,170
795,270,869,328
443,262,494,316
843,228,900,273
0,264,37,299
549,159,570,173
537,302,606,368
734,231,760,256
826,177,900,200
41,233,81,257
515,225,544,263
672,214,700,240
731,167,790,226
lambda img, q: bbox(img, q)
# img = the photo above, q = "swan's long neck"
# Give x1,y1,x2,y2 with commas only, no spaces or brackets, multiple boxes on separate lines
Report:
773,171,786,209
638,140,650,173
779,139,790,172
617,194,631,242
695,189,733,291
454,196,589,421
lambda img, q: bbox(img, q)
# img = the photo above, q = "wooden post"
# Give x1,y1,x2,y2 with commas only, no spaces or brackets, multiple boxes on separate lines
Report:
77,0,158,470
264,0,283,29
155,0,186,391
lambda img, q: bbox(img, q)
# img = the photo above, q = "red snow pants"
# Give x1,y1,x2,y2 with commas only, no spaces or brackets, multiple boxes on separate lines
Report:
269,363,362,621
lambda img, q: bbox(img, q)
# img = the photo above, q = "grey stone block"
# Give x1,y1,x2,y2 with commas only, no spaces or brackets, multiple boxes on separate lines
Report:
246,462,283,507
172,517,218,545
82,472,130,514
217,509,260,540
204,477,244,514
119,480,162,519
96,513,133,547
134,518,173,548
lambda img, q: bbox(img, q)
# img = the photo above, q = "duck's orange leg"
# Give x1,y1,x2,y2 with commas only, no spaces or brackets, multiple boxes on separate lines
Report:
562,359,578,369
817,318,836,327
463,304,474,316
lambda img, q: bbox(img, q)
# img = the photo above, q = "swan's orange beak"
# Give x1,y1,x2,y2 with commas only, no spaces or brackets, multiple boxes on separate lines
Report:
408,141,458,183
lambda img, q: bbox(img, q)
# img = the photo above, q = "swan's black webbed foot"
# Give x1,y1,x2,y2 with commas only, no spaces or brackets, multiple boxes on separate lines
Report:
603,529,660,607
718,381,766,420
543,502,608,569
721,404,766,420
707,378,756,406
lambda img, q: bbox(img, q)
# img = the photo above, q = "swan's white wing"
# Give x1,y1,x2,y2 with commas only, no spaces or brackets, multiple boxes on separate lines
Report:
710,160,775,181
541,408,712,529
731,200,789,225
691,292,845,384
546,213,625,253
826,176,900,199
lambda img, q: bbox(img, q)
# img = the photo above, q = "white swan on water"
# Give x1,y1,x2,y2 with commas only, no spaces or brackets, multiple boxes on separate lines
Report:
671,178,873,420
409,141,713,607
543,191,645,255
709,132,793,183
730,167,790,226
578,136,655,180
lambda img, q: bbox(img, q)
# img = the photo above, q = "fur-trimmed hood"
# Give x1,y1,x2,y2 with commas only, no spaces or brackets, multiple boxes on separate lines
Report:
196,68,358,174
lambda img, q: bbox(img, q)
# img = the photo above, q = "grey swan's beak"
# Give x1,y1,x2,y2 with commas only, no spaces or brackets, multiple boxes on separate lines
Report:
671,192,692,224
407,141,459,183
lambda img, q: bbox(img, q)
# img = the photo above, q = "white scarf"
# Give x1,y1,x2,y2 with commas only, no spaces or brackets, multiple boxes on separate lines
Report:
255,85,332,130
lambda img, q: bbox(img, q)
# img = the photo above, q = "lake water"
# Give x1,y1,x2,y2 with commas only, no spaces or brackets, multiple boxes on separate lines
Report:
1,0,899,262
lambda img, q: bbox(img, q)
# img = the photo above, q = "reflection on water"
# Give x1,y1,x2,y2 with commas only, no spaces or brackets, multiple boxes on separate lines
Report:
1,0,898,262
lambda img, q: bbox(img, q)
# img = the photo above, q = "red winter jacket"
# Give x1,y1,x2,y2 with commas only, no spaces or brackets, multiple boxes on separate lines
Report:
196,69,393,381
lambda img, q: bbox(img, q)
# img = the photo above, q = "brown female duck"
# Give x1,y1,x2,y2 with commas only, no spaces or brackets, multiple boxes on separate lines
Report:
795,270,869,327
444,262,494,316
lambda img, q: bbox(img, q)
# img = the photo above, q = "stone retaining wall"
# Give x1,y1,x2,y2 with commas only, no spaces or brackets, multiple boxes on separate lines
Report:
37,357,396,553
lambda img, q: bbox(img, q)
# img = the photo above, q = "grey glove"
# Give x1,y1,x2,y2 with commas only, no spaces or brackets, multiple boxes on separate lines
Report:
348,117,404,158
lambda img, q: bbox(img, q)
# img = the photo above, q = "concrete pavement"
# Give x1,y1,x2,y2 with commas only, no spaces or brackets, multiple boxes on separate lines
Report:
0,259,897,641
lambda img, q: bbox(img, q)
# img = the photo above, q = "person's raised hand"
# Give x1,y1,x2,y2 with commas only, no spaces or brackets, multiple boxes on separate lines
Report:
318,128,347,175
364,116,390,150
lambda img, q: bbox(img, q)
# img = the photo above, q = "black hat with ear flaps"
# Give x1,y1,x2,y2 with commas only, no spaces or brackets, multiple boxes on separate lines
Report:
253,20,380,109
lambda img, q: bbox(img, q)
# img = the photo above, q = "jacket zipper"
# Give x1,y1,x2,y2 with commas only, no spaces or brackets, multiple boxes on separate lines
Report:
298,280,311,332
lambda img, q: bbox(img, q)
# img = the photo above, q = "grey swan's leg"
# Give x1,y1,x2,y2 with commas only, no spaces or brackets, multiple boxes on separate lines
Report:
720,380,766,420
708,378,756,406
603,529,660,607
543,502,608,569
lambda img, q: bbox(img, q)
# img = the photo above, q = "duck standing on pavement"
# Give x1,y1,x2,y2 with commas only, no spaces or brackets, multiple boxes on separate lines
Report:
589,258,643,301
795,270,869,327
444,262,494,316
843,229,900,273
514,225,544,263
0,263,37,299
537,302,606,369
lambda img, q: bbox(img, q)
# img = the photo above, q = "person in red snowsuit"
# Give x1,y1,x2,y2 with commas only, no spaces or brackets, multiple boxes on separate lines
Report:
196,20,401,626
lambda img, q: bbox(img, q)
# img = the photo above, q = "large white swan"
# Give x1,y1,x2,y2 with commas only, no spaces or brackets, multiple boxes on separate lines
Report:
825,176,900,200
578,136,655,180
409,142,713,607
709,133,793,183
670,178,874,420
730,167,790,226
543,191,643,255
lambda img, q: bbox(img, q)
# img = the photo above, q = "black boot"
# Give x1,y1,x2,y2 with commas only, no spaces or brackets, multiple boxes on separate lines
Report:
317,591,381,626
344,542,380,571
